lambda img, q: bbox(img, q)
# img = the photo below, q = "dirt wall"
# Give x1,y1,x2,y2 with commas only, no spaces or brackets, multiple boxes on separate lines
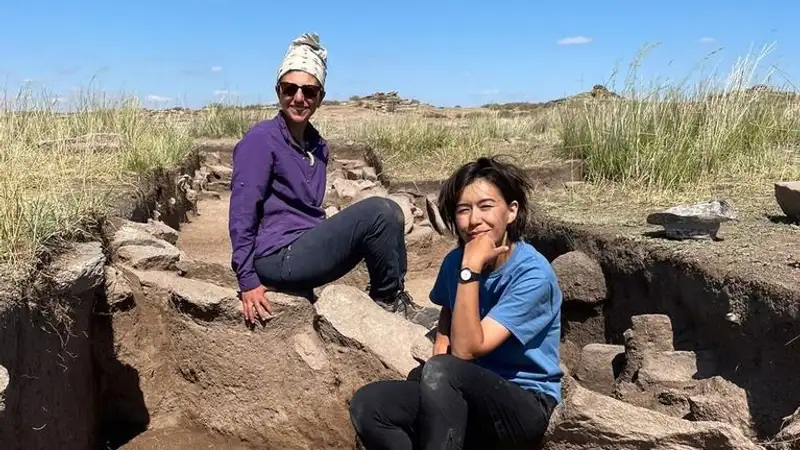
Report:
0,153,202,450
524,213,800,438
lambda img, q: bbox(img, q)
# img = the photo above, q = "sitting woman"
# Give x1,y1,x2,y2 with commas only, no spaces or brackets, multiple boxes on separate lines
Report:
349,156,563,450
228,32,436,328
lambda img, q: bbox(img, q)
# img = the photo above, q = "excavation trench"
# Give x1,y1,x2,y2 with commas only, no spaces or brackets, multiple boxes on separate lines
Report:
0,141,797,450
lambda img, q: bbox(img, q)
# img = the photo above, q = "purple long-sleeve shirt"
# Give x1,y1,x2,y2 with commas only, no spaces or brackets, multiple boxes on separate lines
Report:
228,112,328,292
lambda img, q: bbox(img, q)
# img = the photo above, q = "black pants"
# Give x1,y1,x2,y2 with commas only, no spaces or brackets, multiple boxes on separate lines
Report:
253,196,408,299
349,354,558,450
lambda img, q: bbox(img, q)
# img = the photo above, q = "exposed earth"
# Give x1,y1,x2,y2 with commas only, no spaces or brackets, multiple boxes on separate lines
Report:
0,123,799,449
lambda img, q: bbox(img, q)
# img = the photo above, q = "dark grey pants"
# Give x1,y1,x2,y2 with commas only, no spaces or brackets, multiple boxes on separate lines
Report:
253,196,408,299
349,354,558,450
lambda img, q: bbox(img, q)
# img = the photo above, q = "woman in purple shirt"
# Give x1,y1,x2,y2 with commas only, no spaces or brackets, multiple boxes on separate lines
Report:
228,33,436,328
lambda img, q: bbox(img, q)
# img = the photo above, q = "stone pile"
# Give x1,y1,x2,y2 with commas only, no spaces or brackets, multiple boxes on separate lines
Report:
551,313,761,449
324,158,449,250
347,91,426,113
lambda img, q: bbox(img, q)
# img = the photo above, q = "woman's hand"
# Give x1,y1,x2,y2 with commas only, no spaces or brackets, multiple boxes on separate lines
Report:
433,332,450,356
241,285,273,324
462,233,509,272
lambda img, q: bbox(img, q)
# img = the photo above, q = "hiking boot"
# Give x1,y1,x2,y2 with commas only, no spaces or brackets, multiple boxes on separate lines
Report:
375,290,440,330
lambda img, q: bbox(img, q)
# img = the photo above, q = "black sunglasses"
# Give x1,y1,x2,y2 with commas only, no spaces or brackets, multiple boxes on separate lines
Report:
278,82,322,98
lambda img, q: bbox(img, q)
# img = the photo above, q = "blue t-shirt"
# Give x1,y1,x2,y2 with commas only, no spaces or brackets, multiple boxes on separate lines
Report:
429,240,564,403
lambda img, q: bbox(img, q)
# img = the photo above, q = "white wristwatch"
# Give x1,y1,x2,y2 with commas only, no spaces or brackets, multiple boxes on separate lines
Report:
459,267,480,283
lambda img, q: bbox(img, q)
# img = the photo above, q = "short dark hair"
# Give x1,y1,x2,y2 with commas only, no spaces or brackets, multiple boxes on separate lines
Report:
437,156,533,245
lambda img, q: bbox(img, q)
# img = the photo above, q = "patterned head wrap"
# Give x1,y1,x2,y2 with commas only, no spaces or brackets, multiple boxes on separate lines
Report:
277,32,328,88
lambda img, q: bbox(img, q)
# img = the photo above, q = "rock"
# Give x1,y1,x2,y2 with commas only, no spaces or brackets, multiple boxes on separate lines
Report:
49,241,106,296
551,251,607,305
543,384,762,450
123,219,180,245
314,284,431,376
772,407,800,450
688,377,755,438
619,314,675,382
333,178,360,200
575,343,624,395
362,166,378,182
638,350,718,389
104,265,135,312
406,223,436,251
325,206,339,218
134,270,242,324
345,167,365,180
646,199,737,240
111,225,173,252
388,194,414,234
425,194,448,235
207,165,233,183
117,245,182,271
175,258,238,289
775,181,800,221
352,185,389,204
0,364,8,413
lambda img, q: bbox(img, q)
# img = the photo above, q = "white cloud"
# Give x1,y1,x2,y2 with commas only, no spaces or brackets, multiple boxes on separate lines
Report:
478,89,499,96
557,36,592,46
211,66,223,72
698,37,716,44
146,95,172,102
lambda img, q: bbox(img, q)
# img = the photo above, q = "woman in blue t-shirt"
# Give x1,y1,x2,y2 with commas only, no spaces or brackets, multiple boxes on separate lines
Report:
349,156,564,450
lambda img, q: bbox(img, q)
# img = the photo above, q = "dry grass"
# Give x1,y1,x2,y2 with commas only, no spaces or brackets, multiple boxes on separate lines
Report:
2,45,799,277
0,91,195,274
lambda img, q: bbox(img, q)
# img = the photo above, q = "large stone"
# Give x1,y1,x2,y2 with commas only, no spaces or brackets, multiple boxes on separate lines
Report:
111,225,174,252
314,284,431,376
575,343,624,395
646,199,737,240
49,241,106,296
775,181,800,221
117,245,182,271
425,193,448,235
551,251,607,305
104,265,135,312
543,384,762,450
688,377,755,438
123,219,179,245
638,350,718,389
134,270,242,324
619,314,675,382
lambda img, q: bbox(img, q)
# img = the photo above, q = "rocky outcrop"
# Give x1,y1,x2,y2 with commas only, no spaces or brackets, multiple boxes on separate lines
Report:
544,383,762,450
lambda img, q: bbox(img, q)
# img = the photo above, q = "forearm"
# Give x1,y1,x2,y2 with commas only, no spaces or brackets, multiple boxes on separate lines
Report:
450,279,484,359
433,307,452,355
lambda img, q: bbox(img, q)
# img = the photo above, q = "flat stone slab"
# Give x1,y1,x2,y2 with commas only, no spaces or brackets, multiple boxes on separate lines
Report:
646,199,737,240
314,284,431,376
639,350,718,387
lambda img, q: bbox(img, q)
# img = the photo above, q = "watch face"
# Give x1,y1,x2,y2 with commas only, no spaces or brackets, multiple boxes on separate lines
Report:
460,269,471,281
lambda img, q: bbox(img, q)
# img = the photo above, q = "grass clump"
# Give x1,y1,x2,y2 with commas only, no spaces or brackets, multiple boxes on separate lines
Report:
339,111,558,180
558,44,800,189
189,103,275,138
0,90,194,270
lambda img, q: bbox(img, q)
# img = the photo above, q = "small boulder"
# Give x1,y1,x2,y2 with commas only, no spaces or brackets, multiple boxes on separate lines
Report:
407,223,436,251
638,350,718,389
575,343,624,396
314,284,431,376
134,270,242,323
772,407,800,450
117,245,182,271
551,251,607,305
325,206,339,218
619,314,675,382
775,181,800,221
425,194,448,235
50,241,106,296
543,384,762,450
688,376,755,438
104,265,135,312
333,178,360,200
362,166,378,182
123,219,179,245
646,199,737,240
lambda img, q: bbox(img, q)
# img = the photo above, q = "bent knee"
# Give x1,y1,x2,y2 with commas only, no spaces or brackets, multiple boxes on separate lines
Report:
349,383,382,431
361,195,404,228
421,354,457,391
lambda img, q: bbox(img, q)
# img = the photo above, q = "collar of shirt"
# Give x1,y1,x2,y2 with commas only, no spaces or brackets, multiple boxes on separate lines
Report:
275,110,326,154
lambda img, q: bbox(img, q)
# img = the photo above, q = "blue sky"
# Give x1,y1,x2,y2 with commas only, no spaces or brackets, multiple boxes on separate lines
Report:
2,0,797,108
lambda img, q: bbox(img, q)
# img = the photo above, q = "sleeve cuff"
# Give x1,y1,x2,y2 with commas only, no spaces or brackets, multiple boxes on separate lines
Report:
238,272,262,293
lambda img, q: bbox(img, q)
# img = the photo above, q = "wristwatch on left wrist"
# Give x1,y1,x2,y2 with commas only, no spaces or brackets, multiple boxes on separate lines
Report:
459,267,480,284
